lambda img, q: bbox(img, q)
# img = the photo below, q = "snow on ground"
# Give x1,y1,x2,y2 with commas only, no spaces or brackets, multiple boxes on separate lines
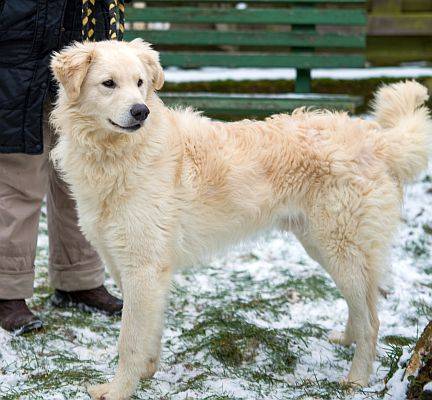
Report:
0,144,431,400
164,66,432,83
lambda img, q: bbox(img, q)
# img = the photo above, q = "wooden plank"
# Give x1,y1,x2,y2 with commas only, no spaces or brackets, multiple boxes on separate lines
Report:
124,30,366,48
402,0,432,12
159,52,365,68
159,92,363,114
367,36,432,65
370,0,402,12
126,7,367,25
368,13,432,35
143,0,366,3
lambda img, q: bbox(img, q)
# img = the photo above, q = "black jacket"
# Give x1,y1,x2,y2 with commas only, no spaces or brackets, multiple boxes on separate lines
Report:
0,0,109,154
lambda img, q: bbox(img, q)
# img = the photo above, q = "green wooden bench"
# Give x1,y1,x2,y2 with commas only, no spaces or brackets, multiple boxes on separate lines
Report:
125,0,367,116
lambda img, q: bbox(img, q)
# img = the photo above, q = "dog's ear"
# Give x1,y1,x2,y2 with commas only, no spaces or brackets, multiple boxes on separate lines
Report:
129,39,164,90
51,42,94,100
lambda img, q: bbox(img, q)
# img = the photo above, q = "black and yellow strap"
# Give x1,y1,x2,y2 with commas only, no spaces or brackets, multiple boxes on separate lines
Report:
82,0,97,41
82,0,125,42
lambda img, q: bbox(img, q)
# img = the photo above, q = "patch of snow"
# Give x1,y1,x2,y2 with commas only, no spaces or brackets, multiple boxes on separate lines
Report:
384,349,411,399
164,66,432,83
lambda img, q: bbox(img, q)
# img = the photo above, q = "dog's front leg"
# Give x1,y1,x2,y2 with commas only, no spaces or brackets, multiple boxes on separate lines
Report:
88,264,172,400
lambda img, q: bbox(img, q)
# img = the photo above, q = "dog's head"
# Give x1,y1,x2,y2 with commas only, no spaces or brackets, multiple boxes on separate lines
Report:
51,39,164,134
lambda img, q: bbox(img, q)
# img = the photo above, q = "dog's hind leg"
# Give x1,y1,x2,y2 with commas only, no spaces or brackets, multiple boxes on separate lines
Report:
312,213,390,386
290,226,356,347
323,253,379,386
328,313,355,346
301,187,396,386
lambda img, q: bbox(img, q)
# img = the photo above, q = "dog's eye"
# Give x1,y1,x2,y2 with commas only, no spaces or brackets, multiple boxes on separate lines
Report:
137,79,143,87
102,79,116,88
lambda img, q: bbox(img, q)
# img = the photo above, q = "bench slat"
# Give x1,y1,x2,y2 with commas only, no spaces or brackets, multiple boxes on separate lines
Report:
144,1,366,3
126,7,367,25
160,92,362,114
159,52,364,68
125,30,366,48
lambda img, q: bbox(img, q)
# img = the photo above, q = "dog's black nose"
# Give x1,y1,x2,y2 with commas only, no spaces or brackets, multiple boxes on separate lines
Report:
130,104,150,121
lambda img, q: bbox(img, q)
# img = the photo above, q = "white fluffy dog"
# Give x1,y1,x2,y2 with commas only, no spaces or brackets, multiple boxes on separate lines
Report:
50,39,431,400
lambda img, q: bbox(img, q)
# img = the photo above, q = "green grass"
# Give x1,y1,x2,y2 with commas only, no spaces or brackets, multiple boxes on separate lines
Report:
176,307,299,371
380,344,405,385
404,236,430,258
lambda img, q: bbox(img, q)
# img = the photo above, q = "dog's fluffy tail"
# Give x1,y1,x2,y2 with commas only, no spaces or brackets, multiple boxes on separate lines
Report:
372,80,432,183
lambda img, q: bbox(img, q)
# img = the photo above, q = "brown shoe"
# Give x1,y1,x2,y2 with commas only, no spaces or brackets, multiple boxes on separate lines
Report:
0,299,43,335
51,285,122,316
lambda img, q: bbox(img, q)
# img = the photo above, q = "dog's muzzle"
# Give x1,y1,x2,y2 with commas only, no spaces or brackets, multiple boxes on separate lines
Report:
108,104,150,132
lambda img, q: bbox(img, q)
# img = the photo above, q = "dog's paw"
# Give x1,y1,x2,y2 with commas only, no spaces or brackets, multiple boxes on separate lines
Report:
141,357,159,379
328,330,353,346
87,383,129,400
87,383,110,400
342,373,369,388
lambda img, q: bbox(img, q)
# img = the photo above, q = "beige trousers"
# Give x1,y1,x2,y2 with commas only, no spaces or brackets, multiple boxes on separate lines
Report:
0,103,104,299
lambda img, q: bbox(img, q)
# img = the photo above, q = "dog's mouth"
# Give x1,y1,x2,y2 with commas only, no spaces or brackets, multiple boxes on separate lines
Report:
108,119,143,132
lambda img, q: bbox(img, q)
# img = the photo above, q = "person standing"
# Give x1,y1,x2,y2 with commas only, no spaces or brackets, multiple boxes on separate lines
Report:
0,0,123,335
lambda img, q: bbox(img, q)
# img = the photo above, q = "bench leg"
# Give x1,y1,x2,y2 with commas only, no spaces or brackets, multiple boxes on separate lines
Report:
295,69,311,93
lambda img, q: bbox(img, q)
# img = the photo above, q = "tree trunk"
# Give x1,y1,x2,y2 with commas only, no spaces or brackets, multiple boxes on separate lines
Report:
406,321,432,399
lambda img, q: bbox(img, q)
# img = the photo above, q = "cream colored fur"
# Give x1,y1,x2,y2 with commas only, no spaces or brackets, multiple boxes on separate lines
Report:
49,39,432,400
